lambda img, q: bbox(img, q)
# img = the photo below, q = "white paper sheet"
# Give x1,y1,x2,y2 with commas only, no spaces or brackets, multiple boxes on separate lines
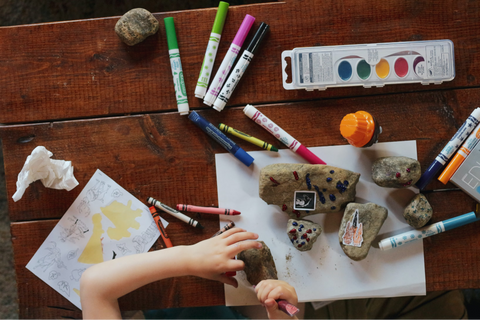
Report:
26,169,163,310
215,141,426,306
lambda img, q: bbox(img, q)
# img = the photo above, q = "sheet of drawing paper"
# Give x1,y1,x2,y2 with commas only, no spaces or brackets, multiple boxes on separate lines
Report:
26,169,164,310
215,141,426,306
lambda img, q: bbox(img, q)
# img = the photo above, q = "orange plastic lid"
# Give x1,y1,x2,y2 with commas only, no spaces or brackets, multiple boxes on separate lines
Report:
340,111,375,147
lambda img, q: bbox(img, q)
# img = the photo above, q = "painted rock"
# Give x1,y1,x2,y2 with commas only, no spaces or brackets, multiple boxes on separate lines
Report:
338,202,388,261
237,241,278,285
259,163,360,219
115,8,159,46
403,193,433,228
287,219,322,251
371,156,421,188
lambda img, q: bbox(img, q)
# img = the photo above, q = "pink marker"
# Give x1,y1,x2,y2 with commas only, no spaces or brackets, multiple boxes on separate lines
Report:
203,14,255,106
243,104,326,165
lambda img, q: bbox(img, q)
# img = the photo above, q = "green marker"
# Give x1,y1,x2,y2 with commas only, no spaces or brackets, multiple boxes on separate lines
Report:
194,1,229,99
164,17,189,115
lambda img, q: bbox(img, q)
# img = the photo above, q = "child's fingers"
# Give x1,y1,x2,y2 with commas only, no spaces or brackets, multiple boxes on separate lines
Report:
217,274,239,288
226,258,246,272
228,239,262,256
224,231,259,246
264,298,278,312
218,227,245,238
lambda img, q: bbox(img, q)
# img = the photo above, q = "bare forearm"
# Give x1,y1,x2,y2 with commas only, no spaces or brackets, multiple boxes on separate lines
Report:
81,246,190,318
80,228,260,319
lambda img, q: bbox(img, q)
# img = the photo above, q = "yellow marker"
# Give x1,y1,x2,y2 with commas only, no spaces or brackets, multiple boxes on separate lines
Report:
438,123,480,184
219,123,279,152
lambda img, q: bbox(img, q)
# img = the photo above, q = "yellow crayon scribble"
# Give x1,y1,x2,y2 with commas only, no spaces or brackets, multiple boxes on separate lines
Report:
73,288,80,296
102,200,142,240
78,214,104,264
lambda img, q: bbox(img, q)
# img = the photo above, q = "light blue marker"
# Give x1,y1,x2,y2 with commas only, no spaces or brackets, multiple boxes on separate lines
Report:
379,211,480,250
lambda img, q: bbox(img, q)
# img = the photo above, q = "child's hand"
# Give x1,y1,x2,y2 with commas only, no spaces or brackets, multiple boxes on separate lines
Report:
185,228,261,287
255,280,298,319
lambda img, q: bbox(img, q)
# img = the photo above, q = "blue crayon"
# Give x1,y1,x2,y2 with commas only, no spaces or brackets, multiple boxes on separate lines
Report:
188,111,254,167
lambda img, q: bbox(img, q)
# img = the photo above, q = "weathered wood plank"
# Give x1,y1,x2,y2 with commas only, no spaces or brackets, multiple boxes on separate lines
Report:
2,88,480,221
1,0,480,123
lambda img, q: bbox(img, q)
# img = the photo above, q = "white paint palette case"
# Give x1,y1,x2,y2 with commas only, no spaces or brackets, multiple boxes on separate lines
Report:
282,40,455,91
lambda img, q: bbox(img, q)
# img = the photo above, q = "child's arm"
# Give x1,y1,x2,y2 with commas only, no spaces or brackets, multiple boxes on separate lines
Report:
255,279,299,320
80,228,260,319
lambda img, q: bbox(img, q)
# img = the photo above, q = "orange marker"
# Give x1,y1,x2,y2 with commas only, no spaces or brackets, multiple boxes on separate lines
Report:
438,123,480,184
340,111,382,148
149,206,173,248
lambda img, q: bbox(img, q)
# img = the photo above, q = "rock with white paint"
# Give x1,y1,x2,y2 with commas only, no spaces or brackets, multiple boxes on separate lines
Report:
403,193,433,228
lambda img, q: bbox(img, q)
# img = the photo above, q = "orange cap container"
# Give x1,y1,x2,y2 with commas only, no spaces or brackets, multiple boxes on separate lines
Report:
340,111,380,147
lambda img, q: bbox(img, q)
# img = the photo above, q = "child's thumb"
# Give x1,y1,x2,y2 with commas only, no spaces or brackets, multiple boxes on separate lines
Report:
264,299,278,313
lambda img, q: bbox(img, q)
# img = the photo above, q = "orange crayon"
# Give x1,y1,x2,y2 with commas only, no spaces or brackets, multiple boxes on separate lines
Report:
149,206,173,248
177,204,241,215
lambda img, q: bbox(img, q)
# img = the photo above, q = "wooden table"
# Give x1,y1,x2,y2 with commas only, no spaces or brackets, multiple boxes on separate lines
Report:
1,0,480,318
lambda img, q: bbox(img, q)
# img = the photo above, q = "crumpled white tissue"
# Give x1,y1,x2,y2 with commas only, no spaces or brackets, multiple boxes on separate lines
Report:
12,146,79,202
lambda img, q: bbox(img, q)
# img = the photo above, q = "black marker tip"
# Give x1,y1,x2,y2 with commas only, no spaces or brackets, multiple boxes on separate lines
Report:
196,223,205,229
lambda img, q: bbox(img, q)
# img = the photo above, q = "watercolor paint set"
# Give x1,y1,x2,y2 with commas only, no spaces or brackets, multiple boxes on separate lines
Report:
282,40,455,91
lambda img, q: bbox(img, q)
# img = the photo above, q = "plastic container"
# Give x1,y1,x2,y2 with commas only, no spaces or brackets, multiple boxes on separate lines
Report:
282,40,455,91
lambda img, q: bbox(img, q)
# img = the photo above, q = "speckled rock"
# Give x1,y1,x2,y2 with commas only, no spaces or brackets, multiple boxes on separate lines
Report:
287,219,322,251
403,193,433,228
115,8,159,46
259,163,360,219
237,241,277,285
338,202,388,261
371,156,421,188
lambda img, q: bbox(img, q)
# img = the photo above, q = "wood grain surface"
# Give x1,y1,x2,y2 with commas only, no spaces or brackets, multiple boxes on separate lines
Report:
0,0,479,124
2,0,480,318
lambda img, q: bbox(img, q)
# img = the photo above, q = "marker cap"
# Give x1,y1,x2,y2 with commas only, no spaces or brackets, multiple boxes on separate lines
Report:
177,103,189,115
438,153,464,184
212,1,229,34
243,104,257,118
233,148,254,167
296,145,326,165
340,111,378,147
415,160,444,190
164,17,178,50
246,22,270,54
443,211,479,230
232,14,255,47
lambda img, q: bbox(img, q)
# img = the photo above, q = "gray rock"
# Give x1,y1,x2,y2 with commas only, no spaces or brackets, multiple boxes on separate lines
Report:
371,156,421,188
338,203,388,261
115,8,159,46
287,219,322,251
259,163,360,219
403,193,433,228
237,241,278,285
